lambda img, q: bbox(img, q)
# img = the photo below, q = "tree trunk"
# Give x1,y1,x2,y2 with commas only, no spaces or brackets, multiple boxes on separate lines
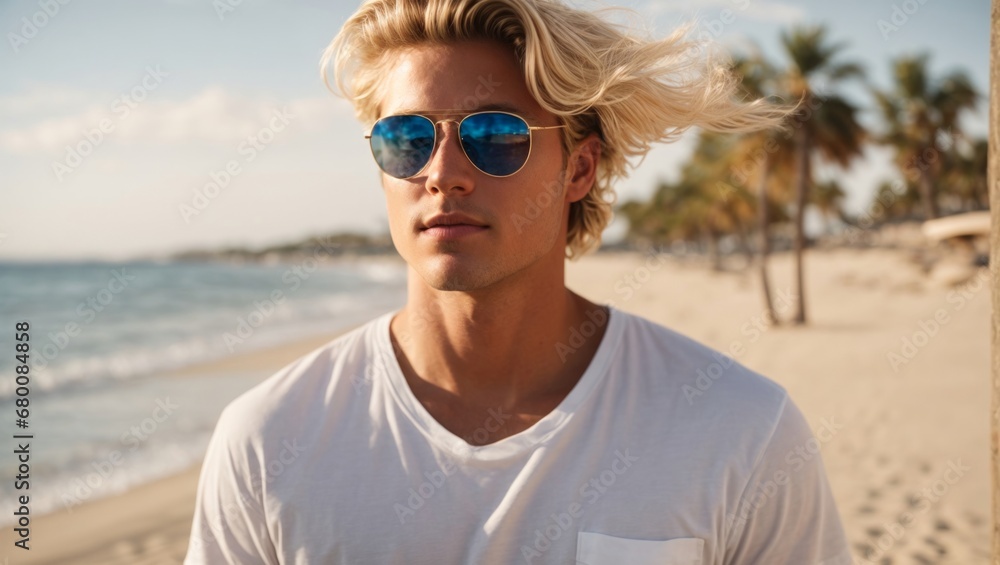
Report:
757,152,778,325
793,123,811,325
917,164,940,220
705,230,722,272
989,0,999,558
737,227,753,269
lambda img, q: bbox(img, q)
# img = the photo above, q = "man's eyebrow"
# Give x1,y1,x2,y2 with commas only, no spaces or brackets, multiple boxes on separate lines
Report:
468,103,529,116
389,103,535,119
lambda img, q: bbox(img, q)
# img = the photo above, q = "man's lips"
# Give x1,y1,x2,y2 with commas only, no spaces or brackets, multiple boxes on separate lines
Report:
421,212,488,230
419,212,489,239
420,224,489,239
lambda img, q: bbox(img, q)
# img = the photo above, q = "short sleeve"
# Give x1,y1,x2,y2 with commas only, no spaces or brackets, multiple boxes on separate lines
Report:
184,404,279,565
724,395,853,565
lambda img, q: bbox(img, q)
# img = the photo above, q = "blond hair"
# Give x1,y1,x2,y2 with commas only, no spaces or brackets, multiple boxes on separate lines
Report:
321,0,788,259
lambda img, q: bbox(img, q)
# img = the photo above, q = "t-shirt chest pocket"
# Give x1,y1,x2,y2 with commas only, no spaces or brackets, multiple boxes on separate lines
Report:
576,532,704,565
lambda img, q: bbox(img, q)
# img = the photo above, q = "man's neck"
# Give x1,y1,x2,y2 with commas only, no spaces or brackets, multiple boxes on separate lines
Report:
388,267,609,439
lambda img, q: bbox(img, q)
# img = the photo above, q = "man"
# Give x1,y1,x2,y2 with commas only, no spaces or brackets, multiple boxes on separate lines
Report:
185,0,853,563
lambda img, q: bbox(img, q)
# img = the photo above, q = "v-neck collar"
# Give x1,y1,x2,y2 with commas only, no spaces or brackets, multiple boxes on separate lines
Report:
375,305,624,464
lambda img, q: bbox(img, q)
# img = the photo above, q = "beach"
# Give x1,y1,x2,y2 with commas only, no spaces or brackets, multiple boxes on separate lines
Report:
1,247,991,564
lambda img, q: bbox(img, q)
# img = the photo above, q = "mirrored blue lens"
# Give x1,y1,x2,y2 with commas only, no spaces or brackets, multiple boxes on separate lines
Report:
460,113,531,176
369,115,435,178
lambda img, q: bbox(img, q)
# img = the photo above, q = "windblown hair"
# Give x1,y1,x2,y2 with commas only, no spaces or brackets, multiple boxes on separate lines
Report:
321,0,788,259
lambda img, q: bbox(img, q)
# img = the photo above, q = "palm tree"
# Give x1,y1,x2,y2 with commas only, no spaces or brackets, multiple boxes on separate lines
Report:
780,26,867,324
683,132,758,269
618,132,758,270
730,53,789,324
811,179,847,234
874,55,978,220
872,179,922,221
944,138,989,211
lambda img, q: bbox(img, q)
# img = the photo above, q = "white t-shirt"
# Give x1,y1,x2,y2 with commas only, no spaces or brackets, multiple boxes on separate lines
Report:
184,305,853,565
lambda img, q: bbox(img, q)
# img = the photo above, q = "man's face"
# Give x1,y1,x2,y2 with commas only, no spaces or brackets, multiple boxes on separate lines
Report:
376,40,574,292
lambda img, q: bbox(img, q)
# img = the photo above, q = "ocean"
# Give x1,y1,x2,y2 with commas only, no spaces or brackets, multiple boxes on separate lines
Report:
0,258,407,523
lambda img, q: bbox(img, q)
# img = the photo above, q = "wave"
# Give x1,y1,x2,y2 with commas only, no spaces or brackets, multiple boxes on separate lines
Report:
0,284,405,400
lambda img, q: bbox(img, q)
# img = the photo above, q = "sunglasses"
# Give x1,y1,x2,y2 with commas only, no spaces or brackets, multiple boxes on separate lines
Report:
364,111,567,179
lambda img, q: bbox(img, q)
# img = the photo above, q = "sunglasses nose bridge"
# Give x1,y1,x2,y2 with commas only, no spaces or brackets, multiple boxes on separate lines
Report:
423,119,474,183
433,118,462,144
426,118,469,167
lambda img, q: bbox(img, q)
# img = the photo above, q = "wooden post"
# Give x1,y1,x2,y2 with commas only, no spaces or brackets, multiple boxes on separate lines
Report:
990,1,999,561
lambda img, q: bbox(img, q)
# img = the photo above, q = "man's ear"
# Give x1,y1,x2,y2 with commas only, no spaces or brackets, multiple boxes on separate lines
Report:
564,133,602,203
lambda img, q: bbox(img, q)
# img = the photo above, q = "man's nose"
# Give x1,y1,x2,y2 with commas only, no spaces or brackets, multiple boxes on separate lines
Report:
423,120,477,194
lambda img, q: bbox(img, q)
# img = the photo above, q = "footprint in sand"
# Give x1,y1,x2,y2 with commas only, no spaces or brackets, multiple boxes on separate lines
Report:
864,526,885,539
965,512,985,528
853,541,888,564
923,536,948,557
111,539,142,557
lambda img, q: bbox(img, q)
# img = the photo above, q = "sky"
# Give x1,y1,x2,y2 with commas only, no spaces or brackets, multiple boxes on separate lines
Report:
0,0,991,261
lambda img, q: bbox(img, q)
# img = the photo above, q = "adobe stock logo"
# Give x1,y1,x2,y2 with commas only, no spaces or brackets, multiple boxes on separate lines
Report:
877,0,932,40
179,106,294,223
393,457,458,524
51,66,168,182
7,0,72,54
520,448,639,563
886,268,989,372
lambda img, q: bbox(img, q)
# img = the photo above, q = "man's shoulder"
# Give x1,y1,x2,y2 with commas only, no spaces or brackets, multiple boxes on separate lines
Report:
613,308,807,481
615,308,786,395
214,312,390,437
612,307,788,426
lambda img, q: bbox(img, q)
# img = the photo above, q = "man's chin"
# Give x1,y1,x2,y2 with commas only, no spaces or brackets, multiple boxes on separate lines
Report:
423,271,486,292
416,257,497,292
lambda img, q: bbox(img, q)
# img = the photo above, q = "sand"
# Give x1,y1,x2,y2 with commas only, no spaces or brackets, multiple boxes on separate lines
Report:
1,247,991,564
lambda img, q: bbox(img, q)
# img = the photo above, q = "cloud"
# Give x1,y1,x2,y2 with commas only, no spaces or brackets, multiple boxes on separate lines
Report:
742,2,804,24
644,0,804,25
0,86,97,115
0,87,354,153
